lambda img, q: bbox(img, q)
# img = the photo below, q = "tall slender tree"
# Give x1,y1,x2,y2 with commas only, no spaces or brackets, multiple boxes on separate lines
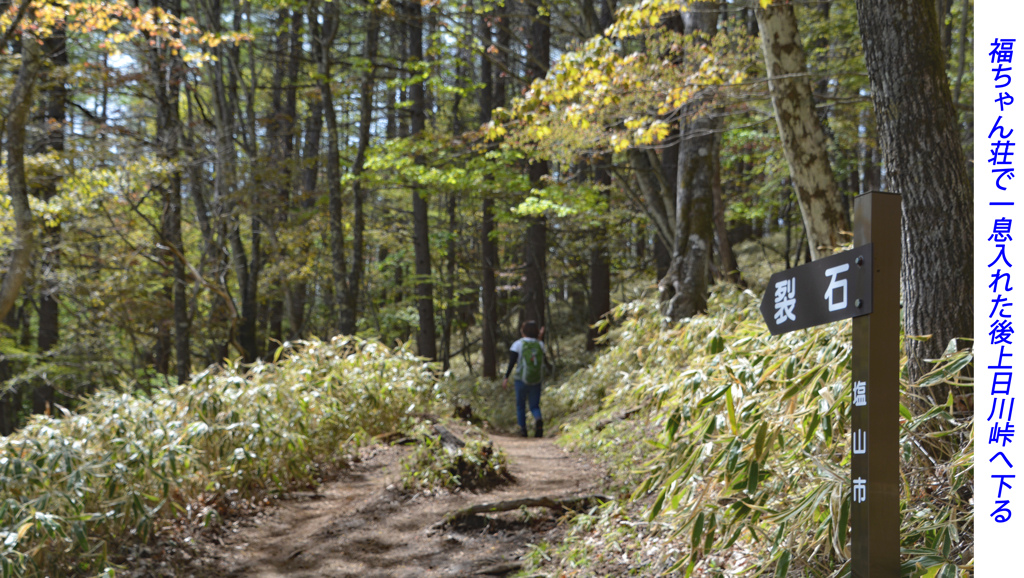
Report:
479,3,502,377
319,0,351,338
0,36,40,324
30,22,69,409
345,3,380,336
409,0,437,359
522,0,550,327
587,158,612,350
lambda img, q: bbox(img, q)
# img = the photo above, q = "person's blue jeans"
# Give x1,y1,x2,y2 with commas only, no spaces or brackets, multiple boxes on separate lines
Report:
514,380,542,431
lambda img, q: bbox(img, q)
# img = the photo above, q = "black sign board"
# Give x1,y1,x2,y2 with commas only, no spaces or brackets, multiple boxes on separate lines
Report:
758,244,874,335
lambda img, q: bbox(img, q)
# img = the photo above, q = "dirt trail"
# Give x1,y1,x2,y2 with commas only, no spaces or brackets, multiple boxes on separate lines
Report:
195,431,603,577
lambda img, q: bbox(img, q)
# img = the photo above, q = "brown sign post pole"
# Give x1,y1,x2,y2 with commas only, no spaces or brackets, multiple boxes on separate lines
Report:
759,192,902,574
850,192,901,577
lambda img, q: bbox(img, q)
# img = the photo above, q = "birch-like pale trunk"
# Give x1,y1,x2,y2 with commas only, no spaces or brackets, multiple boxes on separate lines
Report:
755,2,849,259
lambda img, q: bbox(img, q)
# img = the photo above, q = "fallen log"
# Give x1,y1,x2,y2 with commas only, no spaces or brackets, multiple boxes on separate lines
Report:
593,406,642,432
474,562,523,575
445,494,612,524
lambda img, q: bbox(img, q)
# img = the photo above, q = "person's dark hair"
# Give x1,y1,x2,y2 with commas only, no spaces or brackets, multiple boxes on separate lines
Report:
521,321,540,338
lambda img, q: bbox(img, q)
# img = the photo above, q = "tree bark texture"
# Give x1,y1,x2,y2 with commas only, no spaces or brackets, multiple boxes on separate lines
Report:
855,0,973,382
755,2,848,260
290,9,326,339
266,9,301,352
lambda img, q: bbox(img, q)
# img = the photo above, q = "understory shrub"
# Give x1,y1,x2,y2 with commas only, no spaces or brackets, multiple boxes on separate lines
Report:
0,337,436,577
400,427,514,491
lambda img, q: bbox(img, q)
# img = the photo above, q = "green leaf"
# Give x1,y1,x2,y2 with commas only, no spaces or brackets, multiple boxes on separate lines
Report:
775,550,791,577
899,402,913,420
649,487,668,520
690,511,704,551
747,460,760,494
754,422,768,461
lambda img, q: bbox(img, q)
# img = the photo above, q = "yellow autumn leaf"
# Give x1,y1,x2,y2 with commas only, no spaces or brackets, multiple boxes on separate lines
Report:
17,521,33,542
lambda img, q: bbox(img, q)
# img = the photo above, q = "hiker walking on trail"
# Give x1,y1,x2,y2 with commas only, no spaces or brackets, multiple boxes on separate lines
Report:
503,321,547,438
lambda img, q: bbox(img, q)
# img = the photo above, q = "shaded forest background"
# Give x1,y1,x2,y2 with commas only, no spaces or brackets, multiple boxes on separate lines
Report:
0,0,973,434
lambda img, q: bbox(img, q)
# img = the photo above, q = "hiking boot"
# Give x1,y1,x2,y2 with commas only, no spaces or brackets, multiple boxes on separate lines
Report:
534,419,544,438
519,427,529,438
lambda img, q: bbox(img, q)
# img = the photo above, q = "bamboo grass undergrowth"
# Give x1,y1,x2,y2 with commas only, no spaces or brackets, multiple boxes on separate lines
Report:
0,337,437,577
537,285,973,577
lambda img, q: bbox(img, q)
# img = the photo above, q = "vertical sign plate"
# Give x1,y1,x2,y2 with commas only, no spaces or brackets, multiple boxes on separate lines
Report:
976,2,1023,574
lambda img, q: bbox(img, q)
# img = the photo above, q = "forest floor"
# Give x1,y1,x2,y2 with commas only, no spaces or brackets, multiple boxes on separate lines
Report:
127,426,605,578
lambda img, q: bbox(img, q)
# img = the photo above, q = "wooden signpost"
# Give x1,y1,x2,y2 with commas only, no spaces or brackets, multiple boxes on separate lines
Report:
759,192,901,578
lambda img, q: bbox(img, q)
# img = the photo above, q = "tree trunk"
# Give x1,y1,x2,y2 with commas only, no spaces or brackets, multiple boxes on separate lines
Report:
855,0,973,383
660,113,720,319
442,192,458,370
0,37,40,324
754,2,849,259
266,9,301,351
587,160,612,350
409,0,437,359
36,30,66,357
31,29,66,411
658,1,719,321
481,195,499,376
151,0,190,382
479,8,499,378
0,336,19,434
345,5,379,336
711,140,741,284
32,32,65,401
626,148,674,271
204,0,249,361
290,7,326,339
654,234,671,281
521,0,550,327
319,2,349,337
523,191,547,326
